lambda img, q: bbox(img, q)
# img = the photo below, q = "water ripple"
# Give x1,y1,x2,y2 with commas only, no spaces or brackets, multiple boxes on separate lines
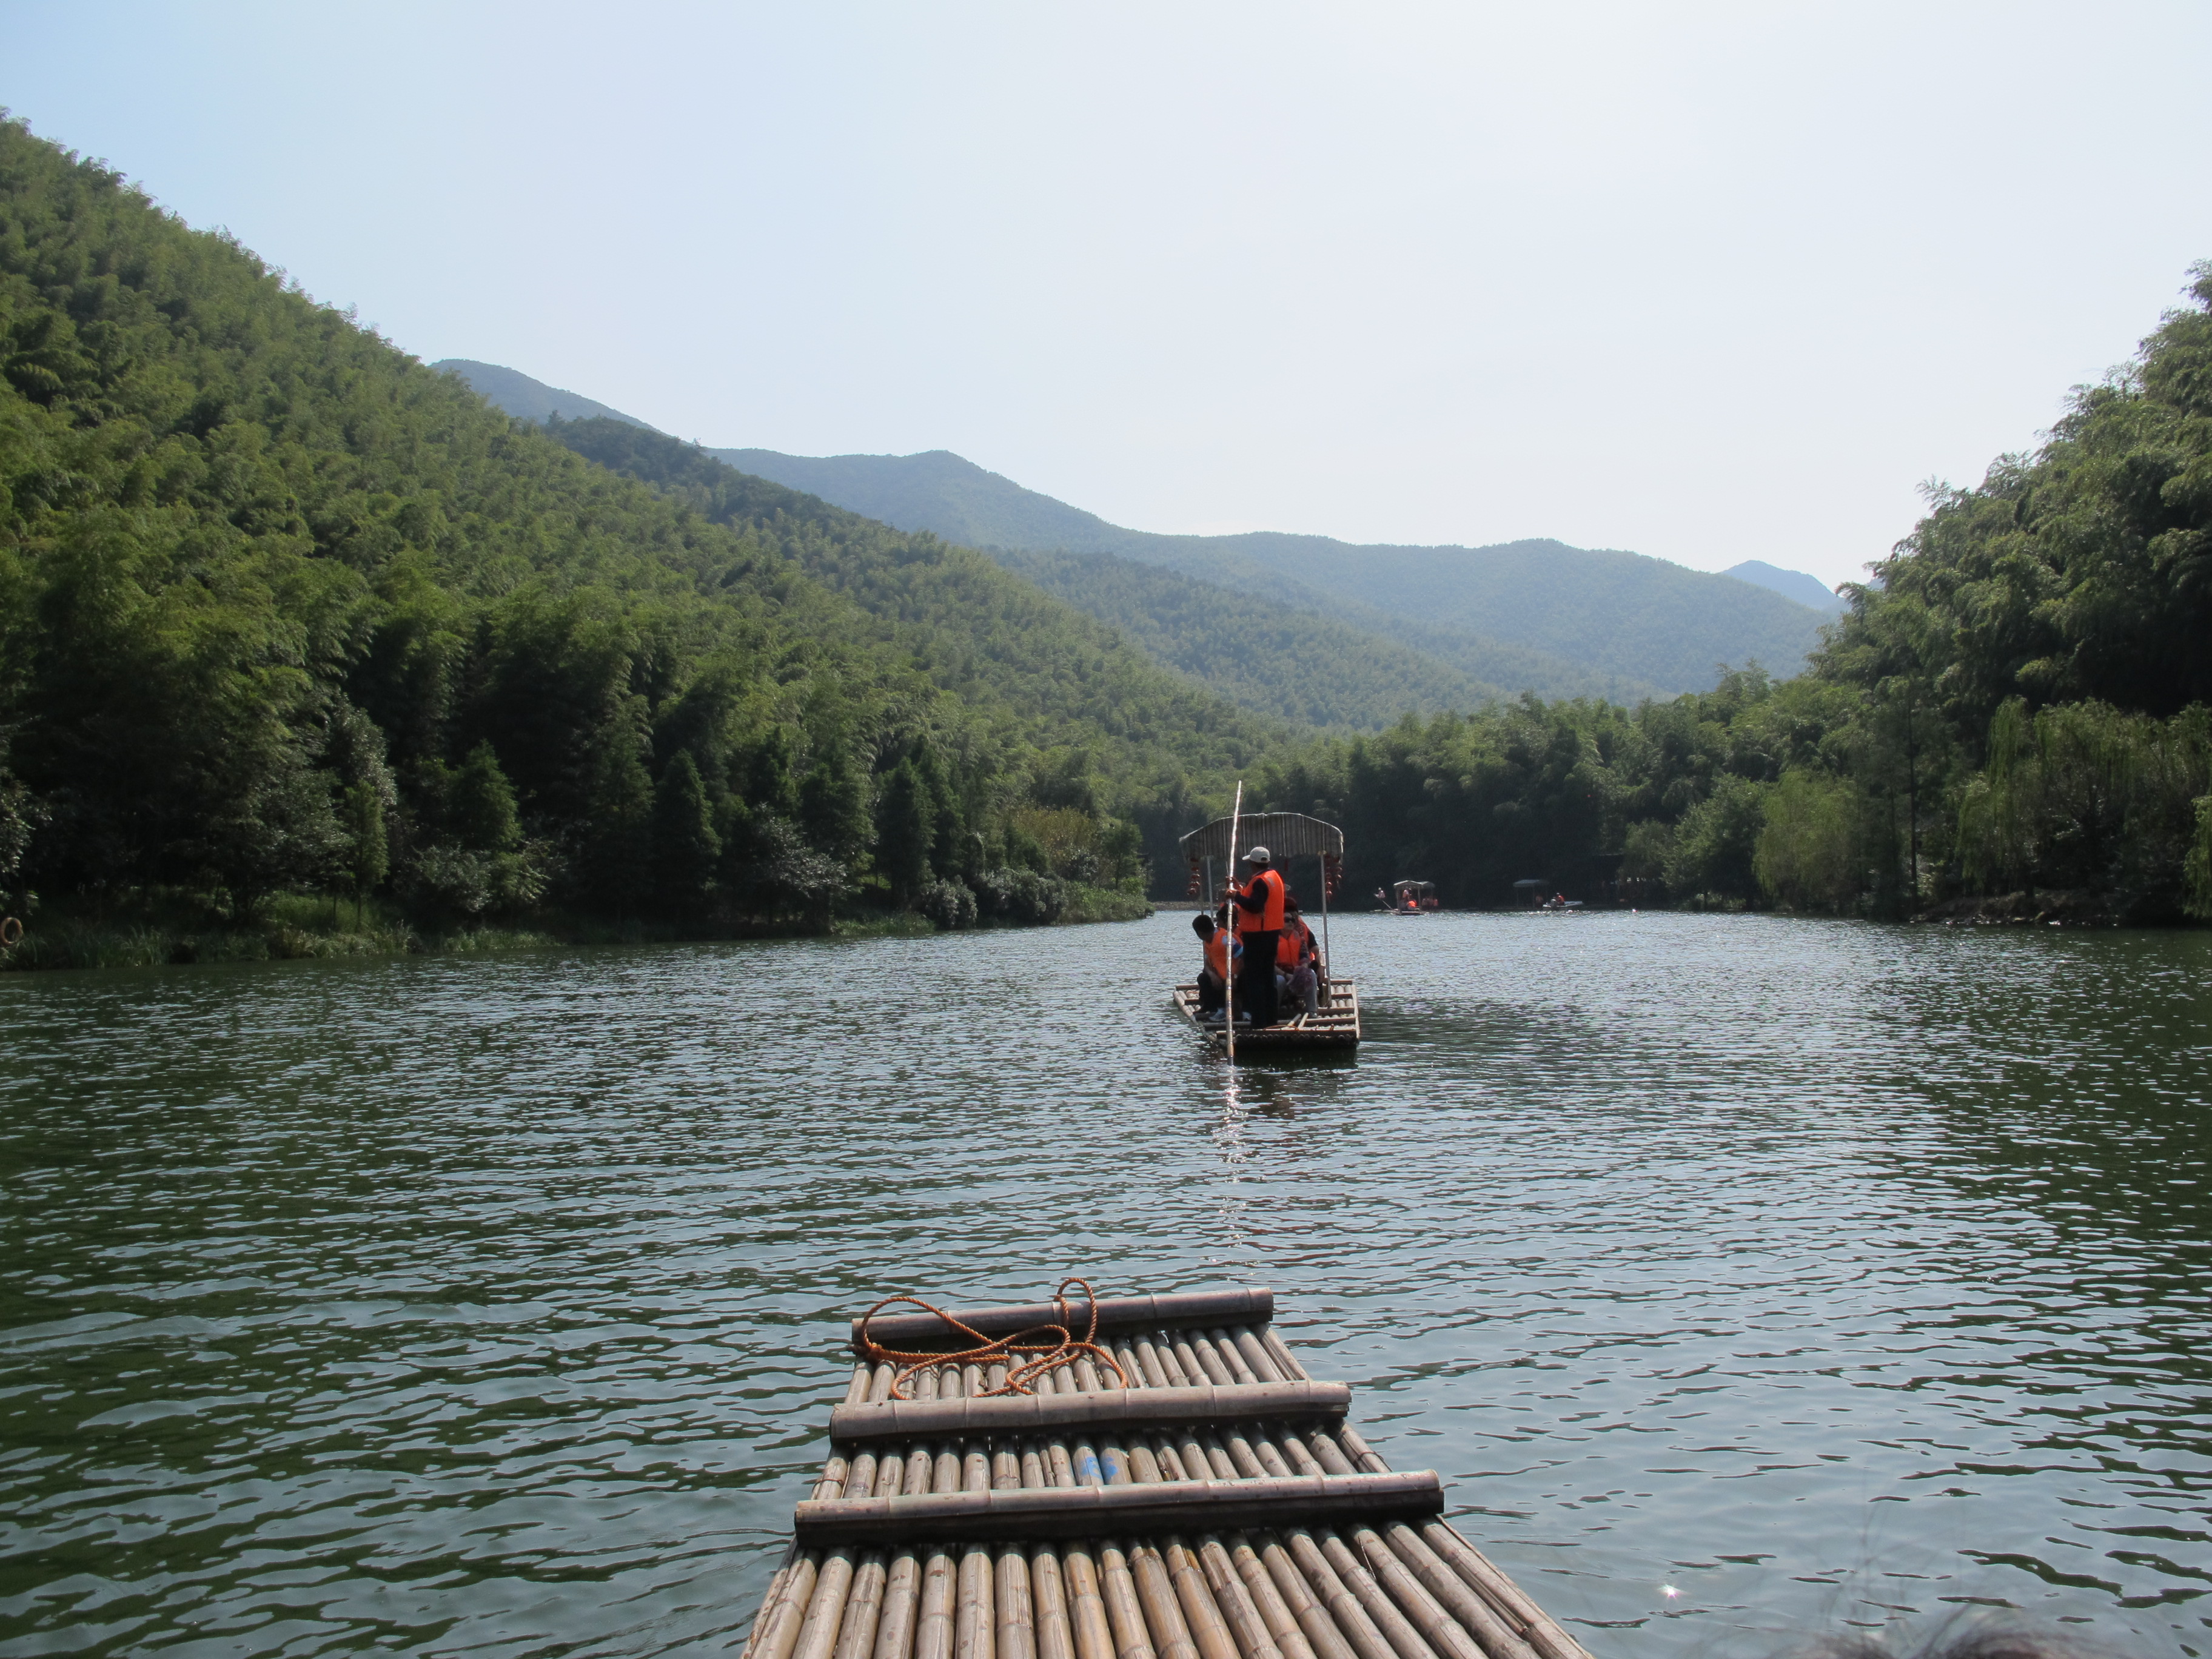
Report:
1,914,2207,1657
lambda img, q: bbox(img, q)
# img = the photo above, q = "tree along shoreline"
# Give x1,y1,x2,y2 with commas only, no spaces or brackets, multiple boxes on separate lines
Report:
1245,264,2212,925
0,885,1153,973
0,122,1238,964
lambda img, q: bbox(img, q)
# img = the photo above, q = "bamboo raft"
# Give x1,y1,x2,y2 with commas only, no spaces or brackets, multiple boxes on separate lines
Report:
1170,980,1362,1053
740,1285,1587,1659
1175,811,1361,1059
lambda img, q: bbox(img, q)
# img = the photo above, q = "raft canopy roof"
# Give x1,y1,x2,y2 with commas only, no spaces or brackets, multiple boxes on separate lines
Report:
1178,810,1344,865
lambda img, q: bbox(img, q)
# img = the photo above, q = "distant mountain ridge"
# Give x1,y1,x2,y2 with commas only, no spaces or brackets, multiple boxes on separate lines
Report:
439,360,1836,709
434,359,659,431
1723,558,1845,612
703,448,1831,697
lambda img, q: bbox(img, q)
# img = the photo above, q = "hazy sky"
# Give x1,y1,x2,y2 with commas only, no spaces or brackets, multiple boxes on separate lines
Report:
6,3,2208,587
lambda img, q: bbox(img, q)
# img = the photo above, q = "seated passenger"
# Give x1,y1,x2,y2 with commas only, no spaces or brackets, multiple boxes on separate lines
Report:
1276,899,1321,1019
1191,912,1230,1020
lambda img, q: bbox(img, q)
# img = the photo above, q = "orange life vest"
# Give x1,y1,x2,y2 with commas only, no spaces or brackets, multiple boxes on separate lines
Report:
1237,867,1286,933
1276,920,1313,970
1204,933,1229,979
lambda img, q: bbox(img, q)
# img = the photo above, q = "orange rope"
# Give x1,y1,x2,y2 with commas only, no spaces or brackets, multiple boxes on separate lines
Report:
855,1276,1131,1401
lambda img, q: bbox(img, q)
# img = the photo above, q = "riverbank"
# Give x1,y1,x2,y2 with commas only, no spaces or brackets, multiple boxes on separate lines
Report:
0,886,1153,972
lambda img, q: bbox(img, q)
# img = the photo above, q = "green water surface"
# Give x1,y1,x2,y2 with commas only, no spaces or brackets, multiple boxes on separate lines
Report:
1,913,2206,1657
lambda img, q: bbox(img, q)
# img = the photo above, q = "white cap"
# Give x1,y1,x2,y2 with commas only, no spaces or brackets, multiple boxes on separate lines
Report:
1243,845,1272,864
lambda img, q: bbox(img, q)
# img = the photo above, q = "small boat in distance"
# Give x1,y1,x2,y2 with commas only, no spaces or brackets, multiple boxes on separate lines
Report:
1172,810,1361,1055
1513,877,1584,912
1382,879,1439,914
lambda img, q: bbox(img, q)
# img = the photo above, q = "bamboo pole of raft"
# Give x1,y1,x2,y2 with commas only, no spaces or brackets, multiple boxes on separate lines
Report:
988,1364,1039,1659
800,1361,915,1659
1329,1423,1589,1659
1051,1358,1151,1659
876,1368,947,1659
1316,847,1331,1012
1037,1366,1118,1659
955,1369,998,1659
1230,1423,1424,1659
1094,1429,1203,1659
1225,780,1243,1063
748,1361,873,1659
916,1361,967,1659
1158,1335,1486,1659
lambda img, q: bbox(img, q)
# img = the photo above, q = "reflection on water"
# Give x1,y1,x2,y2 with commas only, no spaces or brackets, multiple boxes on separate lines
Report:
1,914,2207,1658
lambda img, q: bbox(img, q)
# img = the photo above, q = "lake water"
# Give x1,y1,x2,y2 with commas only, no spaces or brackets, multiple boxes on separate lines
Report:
1,913,2207,1659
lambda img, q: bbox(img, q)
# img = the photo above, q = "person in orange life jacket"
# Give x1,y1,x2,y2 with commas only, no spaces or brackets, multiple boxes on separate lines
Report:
1191,912,1231,1019
1230,845,1287,1027
1276,896,1321,1019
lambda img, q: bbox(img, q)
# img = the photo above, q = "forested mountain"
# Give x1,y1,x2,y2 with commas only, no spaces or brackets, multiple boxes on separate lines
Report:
549,419,1517,729
0,119,1272,939
432,358,656,431
993,550,1508,726
446,363,1772,702
692,447,1836,694
1723,558,1845,612
14,108,2194,943
703,448,1838,695
1255,266,2212,923
696,446,1597,711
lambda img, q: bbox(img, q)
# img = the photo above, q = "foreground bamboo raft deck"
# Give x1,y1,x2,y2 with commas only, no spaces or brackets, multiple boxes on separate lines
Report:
740,1286,1587,1659
1170,980,1363,1053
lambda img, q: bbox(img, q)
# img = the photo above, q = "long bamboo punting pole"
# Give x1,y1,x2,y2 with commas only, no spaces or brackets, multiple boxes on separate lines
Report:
1225,781,1243,1063
1316,848,1332,1009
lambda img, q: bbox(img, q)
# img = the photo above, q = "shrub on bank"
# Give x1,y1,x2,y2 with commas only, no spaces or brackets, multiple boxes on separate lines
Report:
0,879,1151,972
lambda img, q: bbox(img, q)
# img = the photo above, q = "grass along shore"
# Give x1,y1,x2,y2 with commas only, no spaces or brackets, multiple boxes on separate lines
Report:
0,887,1154,973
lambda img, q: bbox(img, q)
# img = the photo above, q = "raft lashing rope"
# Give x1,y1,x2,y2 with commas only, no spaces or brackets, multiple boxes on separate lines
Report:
854,1276,1131,1401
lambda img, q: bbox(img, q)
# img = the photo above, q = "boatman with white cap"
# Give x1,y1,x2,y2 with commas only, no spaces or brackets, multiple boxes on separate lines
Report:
1230,844,1287,1027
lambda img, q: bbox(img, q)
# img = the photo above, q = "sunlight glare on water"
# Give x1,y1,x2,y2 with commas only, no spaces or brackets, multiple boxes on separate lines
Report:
1,911,2207,1658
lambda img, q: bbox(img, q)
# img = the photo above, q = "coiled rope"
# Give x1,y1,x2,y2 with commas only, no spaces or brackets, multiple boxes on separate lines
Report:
855,1276,1131,1401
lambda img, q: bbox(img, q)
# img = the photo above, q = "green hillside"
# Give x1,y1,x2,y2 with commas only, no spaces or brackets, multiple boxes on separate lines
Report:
677,440,1832,688
538,417,1278,784
700,446,1754,694
0,119,1265,943
438,366,1662,705
433,358,657,431
995,549,1508,726
1724,558,1844,612
543,423,1521,730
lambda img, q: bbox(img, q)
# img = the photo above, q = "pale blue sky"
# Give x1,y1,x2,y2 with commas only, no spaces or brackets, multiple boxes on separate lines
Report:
5,2,2208,586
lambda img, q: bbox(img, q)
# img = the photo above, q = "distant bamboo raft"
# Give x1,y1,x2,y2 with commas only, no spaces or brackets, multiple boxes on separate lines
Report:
740,1284,1589,1659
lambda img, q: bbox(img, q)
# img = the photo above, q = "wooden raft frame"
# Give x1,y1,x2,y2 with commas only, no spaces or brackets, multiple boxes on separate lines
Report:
1171,979,1362,1054
740,1284,1590,1659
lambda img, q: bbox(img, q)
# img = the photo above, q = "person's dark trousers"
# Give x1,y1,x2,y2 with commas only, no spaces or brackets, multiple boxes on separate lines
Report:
1197,970,1226,1014
1235,930,1281,1026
